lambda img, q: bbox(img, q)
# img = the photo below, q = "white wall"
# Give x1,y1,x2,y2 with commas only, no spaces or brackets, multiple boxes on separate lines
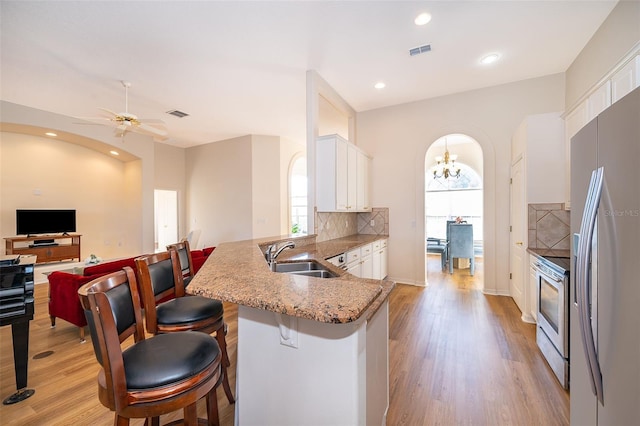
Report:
319,95,350,140
0,101,157,256
565,1,640,110
186,135,253,248
357,73,565,292
251,135,282,239
0,132,140,259
154,143,187,240
185,134,293,247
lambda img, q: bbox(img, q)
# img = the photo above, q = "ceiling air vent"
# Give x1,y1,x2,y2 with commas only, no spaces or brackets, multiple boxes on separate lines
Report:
166,109,189,118
409,44,431,57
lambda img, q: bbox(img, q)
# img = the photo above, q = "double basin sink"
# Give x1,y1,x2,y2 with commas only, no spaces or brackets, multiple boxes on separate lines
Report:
272,260,339,279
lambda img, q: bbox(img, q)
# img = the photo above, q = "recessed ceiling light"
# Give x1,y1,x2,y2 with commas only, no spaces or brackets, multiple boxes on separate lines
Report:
414,13,432,26
45,132,57,137
374,82,386,90
480,53,501,65
110,150,119,156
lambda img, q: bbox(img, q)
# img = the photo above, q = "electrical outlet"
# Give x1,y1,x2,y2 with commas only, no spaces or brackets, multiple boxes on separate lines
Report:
370,219,375,227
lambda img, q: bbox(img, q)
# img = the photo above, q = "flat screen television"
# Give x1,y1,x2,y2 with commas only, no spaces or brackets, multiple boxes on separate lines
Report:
16,209,76,236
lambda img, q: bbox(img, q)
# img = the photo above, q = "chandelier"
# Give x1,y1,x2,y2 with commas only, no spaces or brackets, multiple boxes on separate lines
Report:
433,138,461,179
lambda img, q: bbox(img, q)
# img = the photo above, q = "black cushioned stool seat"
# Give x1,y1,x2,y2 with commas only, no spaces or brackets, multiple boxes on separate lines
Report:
123,332,220,390
156,297,223,326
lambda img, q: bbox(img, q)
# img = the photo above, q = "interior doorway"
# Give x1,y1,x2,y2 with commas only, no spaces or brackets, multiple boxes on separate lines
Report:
154,189,178,252
424,134,484,284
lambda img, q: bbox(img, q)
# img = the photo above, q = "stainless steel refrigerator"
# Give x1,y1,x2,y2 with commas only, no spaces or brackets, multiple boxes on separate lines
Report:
570,86,639,425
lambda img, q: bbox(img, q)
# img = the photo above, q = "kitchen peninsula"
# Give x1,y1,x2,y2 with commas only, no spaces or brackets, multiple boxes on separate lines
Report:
188,234,395,426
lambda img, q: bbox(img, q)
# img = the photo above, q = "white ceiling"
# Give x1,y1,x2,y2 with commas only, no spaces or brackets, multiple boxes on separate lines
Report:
0,1,617,148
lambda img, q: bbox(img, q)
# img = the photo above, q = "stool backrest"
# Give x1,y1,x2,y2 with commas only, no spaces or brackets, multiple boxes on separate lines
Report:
78,267,146,411
135,250,185,334
166,240,194,280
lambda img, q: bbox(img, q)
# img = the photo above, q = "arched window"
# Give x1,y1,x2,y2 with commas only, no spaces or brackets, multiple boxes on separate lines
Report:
289,155,307,235
427,162,482,191
426,162,483,241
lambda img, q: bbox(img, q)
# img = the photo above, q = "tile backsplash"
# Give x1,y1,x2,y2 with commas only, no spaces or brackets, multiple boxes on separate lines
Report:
528,203,570,250
315,207,389,243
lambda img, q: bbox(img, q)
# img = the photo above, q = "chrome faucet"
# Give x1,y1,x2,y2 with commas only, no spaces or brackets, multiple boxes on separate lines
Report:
267,241,295,270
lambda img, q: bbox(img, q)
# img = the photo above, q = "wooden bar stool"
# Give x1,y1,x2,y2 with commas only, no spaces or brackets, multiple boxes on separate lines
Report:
78,267,223,425
135,251,235,405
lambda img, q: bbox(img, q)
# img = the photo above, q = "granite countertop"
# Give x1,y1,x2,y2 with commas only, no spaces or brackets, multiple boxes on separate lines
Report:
187,234,395,324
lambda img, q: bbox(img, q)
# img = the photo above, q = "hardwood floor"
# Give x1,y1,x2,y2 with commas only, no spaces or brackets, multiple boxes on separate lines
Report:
1,257,568,425
386,256,569,425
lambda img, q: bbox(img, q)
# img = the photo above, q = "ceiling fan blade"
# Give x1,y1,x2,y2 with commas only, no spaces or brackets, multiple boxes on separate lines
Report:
97,107,120,118
138,118,165,124
135,122,169,138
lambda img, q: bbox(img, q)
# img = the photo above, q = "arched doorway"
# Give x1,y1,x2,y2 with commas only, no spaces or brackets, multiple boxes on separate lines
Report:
424,134,484,285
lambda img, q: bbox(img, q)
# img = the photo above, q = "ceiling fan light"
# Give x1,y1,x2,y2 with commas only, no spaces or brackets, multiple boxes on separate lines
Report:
414,13,432,26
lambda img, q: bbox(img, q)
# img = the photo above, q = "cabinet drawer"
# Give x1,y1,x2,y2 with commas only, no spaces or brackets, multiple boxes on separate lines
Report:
346,248,361,264
360,243,373,258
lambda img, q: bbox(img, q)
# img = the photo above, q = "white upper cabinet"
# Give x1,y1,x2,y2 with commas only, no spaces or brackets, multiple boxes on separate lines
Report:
587,80,612,121
611,55,640,104
317,134,372,212
356,150,371,211
565,100,589,141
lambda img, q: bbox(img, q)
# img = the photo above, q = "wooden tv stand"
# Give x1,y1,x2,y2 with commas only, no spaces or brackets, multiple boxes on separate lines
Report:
4,234,81,264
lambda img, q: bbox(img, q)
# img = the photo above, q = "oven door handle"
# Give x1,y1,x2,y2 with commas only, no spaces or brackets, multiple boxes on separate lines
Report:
576,167,604,405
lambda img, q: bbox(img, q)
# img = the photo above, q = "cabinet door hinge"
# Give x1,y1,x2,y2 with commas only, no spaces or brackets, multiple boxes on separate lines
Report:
509,273,512,279
510,225,512,232
510,178,513,184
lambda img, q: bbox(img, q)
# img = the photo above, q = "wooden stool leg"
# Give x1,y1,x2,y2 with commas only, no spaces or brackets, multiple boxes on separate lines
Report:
221,366,235,404
50,316,56,327
216,323,230,367
215,324,235,404
115,414,130,426
79,326,85,343
206,387,220,426
184,403,198,426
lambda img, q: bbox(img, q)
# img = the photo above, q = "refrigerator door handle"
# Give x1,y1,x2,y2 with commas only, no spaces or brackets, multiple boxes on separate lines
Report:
576,167,604,404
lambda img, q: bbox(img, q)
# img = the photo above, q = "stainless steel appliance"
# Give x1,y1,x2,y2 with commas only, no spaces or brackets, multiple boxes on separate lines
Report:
533,255,570,389
570,87,639,424
326,253,346,270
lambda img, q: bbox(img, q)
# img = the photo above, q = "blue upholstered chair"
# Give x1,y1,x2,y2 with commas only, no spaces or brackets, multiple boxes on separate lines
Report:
426,237,448,270
448,223,475,275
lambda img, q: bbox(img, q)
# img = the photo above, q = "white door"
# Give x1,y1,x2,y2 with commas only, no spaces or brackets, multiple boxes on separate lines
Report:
154,189,178,252
509,159,526,316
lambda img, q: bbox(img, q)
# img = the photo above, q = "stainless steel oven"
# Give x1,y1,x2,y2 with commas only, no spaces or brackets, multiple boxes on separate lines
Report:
534,256,570,389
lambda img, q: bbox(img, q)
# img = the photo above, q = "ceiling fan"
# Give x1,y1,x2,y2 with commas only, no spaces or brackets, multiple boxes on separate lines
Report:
80,81,168,141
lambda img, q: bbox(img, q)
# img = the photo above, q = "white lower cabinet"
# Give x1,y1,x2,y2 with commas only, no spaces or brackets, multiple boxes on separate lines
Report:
372,239,388,280
347,240,388,279
379,240,388,279
346,247,362,277
347,245,372,278
360,244,373,279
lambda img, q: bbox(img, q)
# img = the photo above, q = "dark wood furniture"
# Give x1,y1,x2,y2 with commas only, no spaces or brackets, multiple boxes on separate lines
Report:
78,267,223,425
167,240,196,286
135,251,235,405
4,234,81,263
